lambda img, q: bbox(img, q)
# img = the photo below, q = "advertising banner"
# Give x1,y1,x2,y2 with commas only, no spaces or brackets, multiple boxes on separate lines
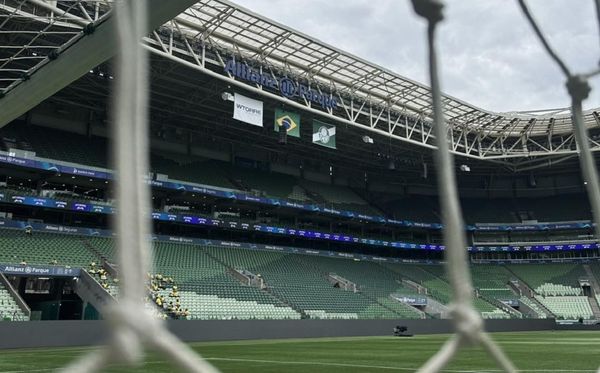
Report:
233,93,263,127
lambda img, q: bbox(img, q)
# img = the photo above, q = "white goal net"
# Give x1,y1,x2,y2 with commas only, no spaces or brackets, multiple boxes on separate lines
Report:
50,0,600,372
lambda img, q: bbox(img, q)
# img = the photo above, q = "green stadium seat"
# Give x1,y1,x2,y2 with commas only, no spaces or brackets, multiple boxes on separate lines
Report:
508,264,586,296
0,284,28,321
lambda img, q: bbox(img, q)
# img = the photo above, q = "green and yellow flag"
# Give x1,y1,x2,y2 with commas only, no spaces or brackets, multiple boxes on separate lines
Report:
274,109,300,138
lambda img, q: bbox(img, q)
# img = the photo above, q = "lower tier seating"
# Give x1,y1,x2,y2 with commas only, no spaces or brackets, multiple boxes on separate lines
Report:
5,226,599,321
534,296,593,320
206,247,408,319
0,283,28,321
382,263,510,318
507,264,586,297
179,292,300,320
152,242,296,320
481,309,511,319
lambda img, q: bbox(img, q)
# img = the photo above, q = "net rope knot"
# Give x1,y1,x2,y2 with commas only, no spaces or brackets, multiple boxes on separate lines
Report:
450,303,484,345
103,300,160,364
566,75,591,102
411,0,444,24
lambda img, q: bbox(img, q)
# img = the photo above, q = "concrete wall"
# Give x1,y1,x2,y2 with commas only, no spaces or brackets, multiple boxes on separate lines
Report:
0,318,556,349
555,323,600,331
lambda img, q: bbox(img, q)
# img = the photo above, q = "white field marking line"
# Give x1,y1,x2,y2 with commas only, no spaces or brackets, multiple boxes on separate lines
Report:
0,331,592,357
0,359,171,373
504,338,600,341
0,337,391,358
0,352,95,359
202,357,597,373
1,333,597,356
188,336,400,346
0,359,595,373
0,336,397,357
499,341,600,345
0,360,163,373
1,341,599,361
204,357,419,371
0,347,95,355
5,336,593,358
500,337,600,341
0,350,96,359
185,334,600,347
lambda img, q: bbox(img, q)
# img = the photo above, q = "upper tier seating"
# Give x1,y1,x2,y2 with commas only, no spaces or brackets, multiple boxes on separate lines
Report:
289,185,311,202
299,179,364,205
375,194,592,224
1,125,107,168
373,194,440,222
0,123,595,224
299,180,381,216
461,199,519,223
85,237,116,262
501,195,591,222
0,230,95,268
151,155,236,190
226,166,307,201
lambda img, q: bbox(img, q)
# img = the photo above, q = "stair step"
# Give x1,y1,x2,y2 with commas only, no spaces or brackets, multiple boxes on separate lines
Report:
583,265,600,319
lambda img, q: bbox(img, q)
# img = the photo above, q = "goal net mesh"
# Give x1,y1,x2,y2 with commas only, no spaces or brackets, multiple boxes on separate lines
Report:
59,1,600,372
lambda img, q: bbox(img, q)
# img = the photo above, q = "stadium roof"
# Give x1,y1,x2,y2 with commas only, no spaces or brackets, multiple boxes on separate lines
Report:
1,0,599,161
175,1,599,134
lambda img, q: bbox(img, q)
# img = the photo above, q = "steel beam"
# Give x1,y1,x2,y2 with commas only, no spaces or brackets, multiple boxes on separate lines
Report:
0,0,199,128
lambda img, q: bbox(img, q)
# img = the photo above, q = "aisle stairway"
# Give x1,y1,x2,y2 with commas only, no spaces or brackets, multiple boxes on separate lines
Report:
582,265,600,319
505,269,556,318
384,263,510,318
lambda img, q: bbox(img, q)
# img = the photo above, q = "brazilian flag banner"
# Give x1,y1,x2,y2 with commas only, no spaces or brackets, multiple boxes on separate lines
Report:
312,120,336,149
274,109,300,138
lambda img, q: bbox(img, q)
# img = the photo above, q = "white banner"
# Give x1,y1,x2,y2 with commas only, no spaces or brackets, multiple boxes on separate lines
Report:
233,93,263,127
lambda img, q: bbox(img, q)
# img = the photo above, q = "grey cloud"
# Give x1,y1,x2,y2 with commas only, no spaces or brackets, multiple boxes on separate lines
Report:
233,0,600,112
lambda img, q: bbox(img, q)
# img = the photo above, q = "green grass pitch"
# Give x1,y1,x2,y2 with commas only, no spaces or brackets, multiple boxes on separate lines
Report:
1,331,599,372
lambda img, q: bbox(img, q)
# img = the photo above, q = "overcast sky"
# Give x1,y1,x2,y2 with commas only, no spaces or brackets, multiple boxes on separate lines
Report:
233,0,600,113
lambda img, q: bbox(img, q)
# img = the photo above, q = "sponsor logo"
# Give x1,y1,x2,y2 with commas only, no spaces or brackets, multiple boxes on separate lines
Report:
225,59,338,109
